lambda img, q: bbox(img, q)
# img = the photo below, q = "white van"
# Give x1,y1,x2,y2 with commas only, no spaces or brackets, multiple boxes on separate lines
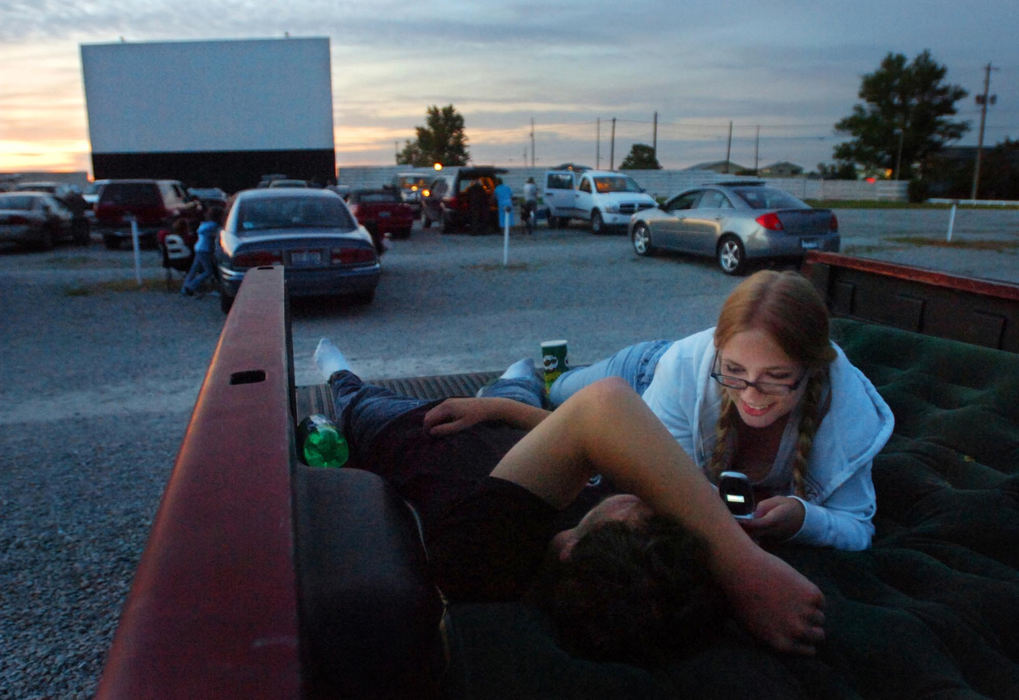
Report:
543,169,656,232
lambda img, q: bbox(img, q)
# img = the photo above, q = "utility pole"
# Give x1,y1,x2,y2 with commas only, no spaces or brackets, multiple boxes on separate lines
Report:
610,117,616,171
596,118,601,169
530,117,535,168
652,111,658,163
753,125,760,175
724,121,733,173
970,62,998,200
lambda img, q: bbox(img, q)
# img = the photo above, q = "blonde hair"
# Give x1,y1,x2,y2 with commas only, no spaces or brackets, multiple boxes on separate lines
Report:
707,270,835,497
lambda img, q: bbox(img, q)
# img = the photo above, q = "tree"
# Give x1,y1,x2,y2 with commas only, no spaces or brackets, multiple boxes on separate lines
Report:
833,50,968,180
816,162,857,180
619,143,662,170
396,104,470,167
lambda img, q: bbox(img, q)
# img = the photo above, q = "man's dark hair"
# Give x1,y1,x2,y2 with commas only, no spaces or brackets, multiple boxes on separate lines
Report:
534,516,724,666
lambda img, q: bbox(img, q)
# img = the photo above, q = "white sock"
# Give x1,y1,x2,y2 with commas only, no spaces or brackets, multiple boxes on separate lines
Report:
314,338,350,380
500,357,535,380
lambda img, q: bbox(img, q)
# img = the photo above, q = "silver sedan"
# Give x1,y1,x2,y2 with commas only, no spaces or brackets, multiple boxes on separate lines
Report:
628,182,840,275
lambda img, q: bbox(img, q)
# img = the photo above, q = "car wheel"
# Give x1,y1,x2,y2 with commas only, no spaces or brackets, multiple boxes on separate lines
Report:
73,220,90,246
632,223,655,256
591,211,604,234
717,235,747,275
220,291,234,314
396,227,411,239
103,235,120,250
37,227,55,251
441,211,455,234
351,289,375,305
549,216,564,229
422,212,432,229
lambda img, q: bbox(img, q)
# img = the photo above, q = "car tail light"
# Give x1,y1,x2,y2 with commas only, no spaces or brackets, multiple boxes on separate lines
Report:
234,251,283,267
331,247,376,264
755,212,784,231
4,215,28,225
829,213,839,232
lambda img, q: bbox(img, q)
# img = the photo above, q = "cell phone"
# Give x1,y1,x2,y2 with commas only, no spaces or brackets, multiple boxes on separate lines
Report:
719,471,756,520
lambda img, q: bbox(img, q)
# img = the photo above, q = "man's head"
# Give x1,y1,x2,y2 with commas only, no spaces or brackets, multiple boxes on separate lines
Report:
538,512,724,665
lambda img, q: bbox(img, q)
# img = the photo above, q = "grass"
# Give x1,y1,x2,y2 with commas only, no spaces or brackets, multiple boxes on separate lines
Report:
885,236,1019,251
806,199,1019,210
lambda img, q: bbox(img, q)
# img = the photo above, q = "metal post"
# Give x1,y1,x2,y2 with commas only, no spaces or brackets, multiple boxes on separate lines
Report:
946,202,957,242
724,121,733,173
502,210,510,266
129,216,142,286
610,118,616,170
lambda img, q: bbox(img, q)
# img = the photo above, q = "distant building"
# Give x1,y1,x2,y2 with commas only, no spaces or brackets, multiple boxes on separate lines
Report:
685,160,749,174
759,161,804,177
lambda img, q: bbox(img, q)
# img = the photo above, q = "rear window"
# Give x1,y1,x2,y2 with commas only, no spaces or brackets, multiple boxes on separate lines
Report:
355,192,400,204
100,183,161,207
235,196,356,234
0,195,35,210
731,187,807,210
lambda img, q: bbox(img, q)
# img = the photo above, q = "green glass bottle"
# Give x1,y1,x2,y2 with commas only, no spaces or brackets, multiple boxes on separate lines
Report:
296,414,349,468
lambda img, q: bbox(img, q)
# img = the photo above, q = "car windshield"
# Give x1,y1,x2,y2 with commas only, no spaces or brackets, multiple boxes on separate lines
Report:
235,196,356,234
731,186,807,210
593,177,642,194
0,195,35,210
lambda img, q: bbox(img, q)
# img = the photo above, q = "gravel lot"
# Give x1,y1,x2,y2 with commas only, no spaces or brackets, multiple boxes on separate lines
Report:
2,207,1017,698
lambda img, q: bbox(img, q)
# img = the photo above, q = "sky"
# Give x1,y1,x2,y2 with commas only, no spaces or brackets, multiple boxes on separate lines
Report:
1,0,1016,177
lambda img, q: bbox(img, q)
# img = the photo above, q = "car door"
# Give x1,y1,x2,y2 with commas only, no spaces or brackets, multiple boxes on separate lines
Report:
684,188,734,255
543,172,575,220
655,190,701,251
574,175,595,220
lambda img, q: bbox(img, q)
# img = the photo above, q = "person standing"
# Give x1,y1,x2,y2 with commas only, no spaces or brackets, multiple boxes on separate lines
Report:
521,177,538,234
494,180,514,231
181,206,223,297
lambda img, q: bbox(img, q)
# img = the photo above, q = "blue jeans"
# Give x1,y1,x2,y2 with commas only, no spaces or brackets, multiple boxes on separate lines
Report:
546,340,672,407
182,250,215,294
329,370,545,449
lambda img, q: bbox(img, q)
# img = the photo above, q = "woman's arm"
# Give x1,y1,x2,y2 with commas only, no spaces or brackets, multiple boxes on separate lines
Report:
492,377,827,656
423,397,550,436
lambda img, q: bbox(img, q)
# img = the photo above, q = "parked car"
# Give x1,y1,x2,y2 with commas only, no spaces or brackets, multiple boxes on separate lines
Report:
216,188,380,313
0,192,88,249
345,188,414,250
94,179,202,249
544,169,656,232
188,187,229,211
420,166,507,233
13,181,92,236
268,179,308,188
628,181,840,275
391,170,435,217
82,179,111,220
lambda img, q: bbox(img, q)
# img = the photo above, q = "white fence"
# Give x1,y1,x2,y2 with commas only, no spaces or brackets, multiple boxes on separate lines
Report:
335,165,908,202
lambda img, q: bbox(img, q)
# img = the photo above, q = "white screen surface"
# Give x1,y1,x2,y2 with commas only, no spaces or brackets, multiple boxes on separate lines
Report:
81,37,333,154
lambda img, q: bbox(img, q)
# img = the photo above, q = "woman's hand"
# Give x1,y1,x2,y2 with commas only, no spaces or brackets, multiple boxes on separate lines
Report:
423,398,494,437
740,496,805,541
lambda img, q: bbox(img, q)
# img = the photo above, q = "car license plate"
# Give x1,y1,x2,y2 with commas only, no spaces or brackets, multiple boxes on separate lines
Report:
800,239,819,250
291,250,321,266
378,211,391,218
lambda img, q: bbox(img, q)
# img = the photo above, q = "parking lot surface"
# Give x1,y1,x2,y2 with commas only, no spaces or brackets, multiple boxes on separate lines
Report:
1,207,1017,697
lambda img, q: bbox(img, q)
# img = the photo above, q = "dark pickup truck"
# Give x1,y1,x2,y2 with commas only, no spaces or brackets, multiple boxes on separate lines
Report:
96,252,1019,699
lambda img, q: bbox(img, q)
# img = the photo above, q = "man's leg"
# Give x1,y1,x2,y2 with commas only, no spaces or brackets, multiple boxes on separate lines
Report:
547,340,671,407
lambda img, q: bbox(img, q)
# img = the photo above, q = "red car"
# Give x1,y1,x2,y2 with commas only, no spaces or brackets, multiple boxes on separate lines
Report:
344,188,414,251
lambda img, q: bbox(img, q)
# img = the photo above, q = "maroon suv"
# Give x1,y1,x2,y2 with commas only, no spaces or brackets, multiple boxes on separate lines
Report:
94,179,202,249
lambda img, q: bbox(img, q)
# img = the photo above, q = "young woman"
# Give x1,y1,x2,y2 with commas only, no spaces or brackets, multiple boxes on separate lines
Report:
434,270,894,551
315,340,827,660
